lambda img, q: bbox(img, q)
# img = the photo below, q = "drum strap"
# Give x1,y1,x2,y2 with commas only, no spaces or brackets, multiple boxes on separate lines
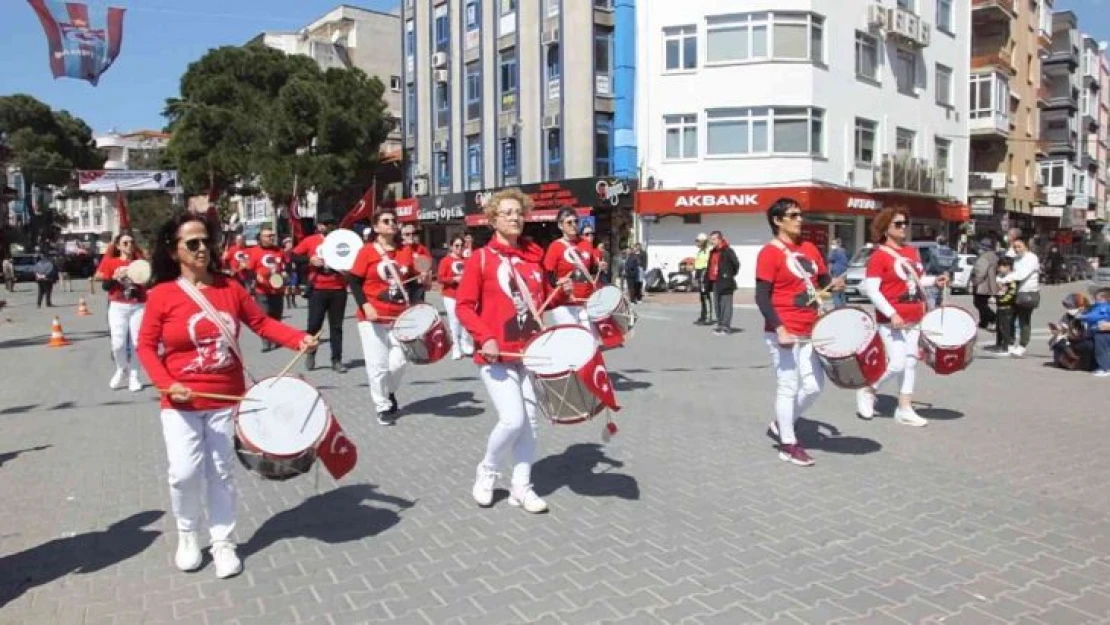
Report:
769,239,822,312
374,242,410,306
176,277,256,384
877,245,930,309
561,238,596,285
486,248,544,323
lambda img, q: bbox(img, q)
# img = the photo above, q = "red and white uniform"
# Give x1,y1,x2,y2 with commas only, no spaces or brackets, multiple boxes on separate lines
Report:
542,237,595,330
864,244,929,325
292,233,346,291
96,255,147,304
97,254,147,382
245,246,285,296
349,242,415,414
222,245,250,282
755,240,827,336
438,253,474,359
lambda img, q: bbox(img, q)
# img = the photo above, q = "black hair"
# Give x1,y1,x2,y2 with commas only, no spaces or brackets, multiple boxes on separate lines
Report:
450,234,465,247
373,207,397,224
151,211,222,285
997,256,1014,269
766,198,798,235
556,206,577,225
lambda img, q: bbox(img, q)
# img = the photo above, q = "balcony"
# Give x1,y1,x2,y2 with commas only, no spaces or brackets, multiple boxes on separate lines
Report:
872,154,949,197
1038,28,1052,50
968,171,1009,195
1037,86,1050,108
971,51,1017,76
1042,135,1078,156
1044,43,1080,70
971,0,1016,22
969,111,1010,138
1042,88,1078,111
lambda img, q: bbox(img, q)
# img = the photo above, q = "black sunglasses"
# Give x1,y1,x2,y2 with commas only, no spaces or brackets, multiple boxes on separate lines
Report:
378,218,396,225
182,237,210,252
782,212,804,220
582,232,595,237
891,220,908,228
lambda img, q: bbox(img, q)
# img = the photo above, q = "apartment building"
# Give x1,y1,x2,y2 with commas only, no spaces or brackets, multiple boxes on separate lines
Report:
634,0,970,287
967,0,1047,234
401,0,638,252
1101,49,1110,226
1035,11,1084,239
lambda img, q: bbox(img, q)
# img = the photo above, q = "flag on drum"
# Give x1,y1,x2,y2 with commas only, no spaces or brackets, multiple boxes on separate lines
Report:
594,317,624,350
576,352,620,411
316,417,358,479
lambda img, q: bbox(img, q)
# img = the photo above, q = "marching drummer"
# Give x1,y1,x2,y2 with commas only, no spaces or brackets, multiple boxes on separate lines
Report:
856,207,949,427
438,235,475,360
292,220,349,373
136,212,316,579
542,206,598,330
348,208,415,426
244,226,287,352
755,199,844,467
400,223,432,303
96,232,148,392
456,188,570,514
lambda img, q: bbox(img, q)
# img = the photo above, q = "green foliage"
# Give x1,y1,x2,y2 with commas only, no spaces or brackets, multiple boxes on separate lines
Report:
125,192,175,245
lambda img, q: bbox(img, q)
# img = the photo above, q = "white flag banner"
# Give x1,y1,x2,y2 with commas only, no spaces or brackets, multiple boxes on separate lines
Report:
78,170,179,192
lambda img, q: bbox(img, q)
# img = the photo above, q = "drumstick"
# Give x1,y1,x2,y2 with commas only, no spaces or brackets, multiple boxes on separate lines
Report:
806,271,848,306
270,329,325,386
498,351,551,360
158,389,255,402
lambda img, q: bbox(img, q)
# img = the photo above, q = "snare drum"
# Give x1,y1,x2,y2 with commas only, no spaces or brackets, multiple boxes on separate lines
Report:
919,306,977,375
584,285,637,349
125,259,152,285
391,304,452,364
234,376,331,481
522,325,605,424
268,272,285,289
809,307,888,389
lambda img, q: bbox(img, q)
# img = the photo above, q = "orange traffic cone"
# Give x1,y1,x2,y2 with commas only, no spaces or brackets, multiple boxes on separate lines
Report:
47,316,71,347
76,297,92,316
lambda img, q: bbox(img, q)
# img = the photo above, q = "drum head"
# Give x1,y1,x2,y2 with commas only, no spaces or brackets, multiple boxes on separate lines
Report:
523,325,598,376
585,285,624,319
393,304,439,340
269,273,285,289
320,229,363,272
126,259,152,284
237,377,330,457
921,306,977,347
811,307,875,357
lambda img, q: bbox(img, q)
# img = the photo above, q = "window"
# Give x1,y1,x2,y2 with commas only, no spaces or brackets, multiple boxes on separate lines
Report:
406,89,417,136
500,138,518,181
936,0,952,32
706,12,823,64
896,49,916,94
934,137,951,175
705,106,823,156
969,73,1009,120
664,114,698,160
499,50,517,111
1025,159,1033,188
500,0,515,15
595,113,613,175
465,62,481,121
545,0,559,17
896,127,916,156
855,32,879,81
546,44,560,81
855,118,877,164
1027,54,1035,84
434,5,449,51
390,75,402,92
435,151,451,194
466,136,481,190
897,0,915,12
435,82,450,129
466,0,479,30
405,20,415,56
595,29,613,95
935,64,952,106
664,25,697,71
546,129,562,180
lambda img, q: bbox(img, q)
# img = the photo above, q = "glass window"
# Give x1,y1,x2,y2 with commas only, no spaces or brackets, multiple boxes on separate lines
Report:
435,151,451,193
664,114,698,160
406,89,417,135
435,5,449,51
969,73,1008,120
546,44,560,81
405,20,415,55
855,32,878,80
466,0,479,30
501,138,518,181
466,136,481,190
545,0,559,17
934,137,950,174
705,107,822,156
935,64,952,106
896,127,916,156
390,75,402,92
706,12,822,64
773,14,809,60
937,0,952,32
500,0,515,15
465,62,481,121
546,129,562,180
435,82,450,129
896,49,916,94
595,29,613,74
855,118,877,164
664,25,697,71
897,0,915,11
499,50,517,111
595,113,613,176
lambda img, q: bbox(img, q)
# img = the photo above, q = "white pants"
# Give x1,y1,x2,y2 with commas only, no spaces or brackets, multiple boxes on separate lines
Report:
159,407,237,542
875,326,920,395
109,301,145,373
479,363,539,487
545,305,598,342
442,297,474,357
357,321,408,413
764,334,825,446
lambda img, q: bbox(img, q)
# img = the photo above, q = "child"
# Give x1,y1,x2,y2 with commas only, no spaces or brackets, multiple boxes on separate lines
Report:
992,257,1017,353
1077,288,1110,332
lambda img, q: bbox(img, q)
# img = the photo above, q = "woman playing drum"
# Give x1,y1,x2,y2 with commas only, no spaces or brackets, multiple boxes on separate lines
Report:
96,232,148,392
456,188,570,514
856,207,949,426
542,206,598,330
136,212,316,579
348,208,415,426
755,199,844,467
438,235,475,360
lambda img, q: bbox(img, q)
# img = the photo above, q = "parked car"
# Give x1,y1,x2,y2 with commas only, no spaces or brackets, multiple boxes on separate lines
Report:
1090,265,1110,297
950,253,977,294
10,254,37,282
1064,255,1094,282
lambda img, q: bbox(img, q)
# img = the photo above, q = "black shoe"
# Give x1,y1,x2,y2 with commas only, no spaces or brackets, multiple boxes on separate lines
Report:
387,393,399,415
332,361,347,374
694,318,707,325
305,352,316,371
377,412,395,426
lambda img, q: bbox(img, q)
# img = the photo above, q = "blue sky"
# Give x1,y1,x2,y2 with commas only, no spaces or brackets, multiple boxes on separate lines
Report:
0,0,1107,135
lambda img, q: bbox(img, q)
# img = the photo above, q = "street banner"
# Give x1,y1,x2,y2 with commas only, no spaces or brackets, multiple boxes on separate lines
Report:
27,0,126,86
78,170,178,192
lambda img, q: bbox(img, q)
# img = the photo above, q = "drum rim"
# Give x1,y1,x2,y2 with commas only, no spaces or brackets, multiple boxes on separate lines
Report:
522,323,599,376
812,305,876,357
321,229,363,269
585,285,625,317
921,305,978,348
234,375,333,459
392,303,442,340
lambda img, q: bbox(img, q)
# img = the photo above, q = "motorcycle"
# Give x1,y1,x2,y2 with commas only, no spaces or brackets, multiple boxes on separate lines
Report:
667,258,695,292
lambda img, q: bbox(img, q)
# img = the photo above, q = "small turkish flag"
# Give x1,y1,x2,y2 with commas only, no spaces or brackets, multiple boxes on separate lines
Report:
575,351,620,411
594,317,624,350
316,416,358,479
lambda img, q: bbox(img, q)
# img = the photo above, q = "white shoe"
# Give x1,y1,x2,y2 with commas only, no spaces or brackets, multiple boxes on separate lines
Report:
1010,345,1026,357
508,484,548,514
856,388,875,420
211,541,242,579
472,465,498,507
128,371,143,392
109,369,126,390
1093,370,1110,378
894,407,928,427
174,531,202,572
451,352,462,361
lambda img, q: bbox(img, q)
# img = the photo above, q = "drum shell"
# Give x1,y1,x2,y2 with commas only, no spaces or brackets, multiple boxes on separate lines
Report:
532,372,605,425
586,287,637,348
233,377,332,481
919,306,977,375
392,307,453,365
814,328,888,389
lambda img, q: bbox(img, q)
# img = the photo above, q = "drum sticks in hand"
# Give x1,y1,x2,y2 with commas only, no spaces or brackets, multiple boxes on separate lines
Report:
271,329,325,385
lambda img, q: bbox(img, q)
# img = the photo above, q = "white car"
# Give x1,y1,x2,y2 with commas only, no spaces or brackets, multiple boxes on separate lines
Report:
950,254,976,294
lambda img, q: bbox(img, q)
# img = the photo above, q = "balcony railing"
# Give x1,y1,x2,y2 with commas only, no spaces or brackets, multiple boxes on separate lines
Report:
968,111,1010,137
968,172,1008,193
1044,44,1080,68
872,154,949,197
971,51,1016,75
971,0,1016,20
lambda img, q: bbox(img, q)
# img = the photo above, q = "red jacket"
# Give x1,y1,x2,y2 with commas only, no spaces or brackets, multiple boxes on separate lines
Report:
292,233,346,290
349,242,414,321
96,255,147,304
543,237,595,304
245,245,286,295
456,237,551,364
437,253,466,299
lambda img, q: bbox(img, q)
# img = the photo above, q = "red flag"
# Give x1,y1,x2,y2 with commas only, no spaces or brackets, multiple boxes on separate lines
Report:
575,351,620,411
338,181,376,230
288,176,305,242
594,317,625,350
115,186,131,231
316,416,358,480
203,187,219,224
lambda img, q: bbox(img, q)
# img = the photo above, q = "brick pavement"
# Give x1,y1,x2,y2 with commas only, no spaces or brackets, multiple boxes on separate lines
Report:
1,282,1109,625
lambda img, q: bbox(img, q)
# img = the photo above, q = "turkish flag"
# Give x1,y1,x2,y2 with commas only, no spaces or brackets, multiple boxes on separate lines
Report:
339,182,376,230
575,351,620,411
316,415,358,480
594,317,624,350
115,186,131,231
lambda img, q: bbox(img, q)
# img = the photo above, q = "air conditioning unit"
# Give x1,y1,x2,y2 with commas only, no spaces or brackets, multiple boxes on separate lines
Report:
868,4,889,30
433,51,448,68
413,163,427,176
892,8,919,41
502,123,519,138
434,69,449,83
413,179,429,196
917,22,932,46
542,114,560,129
433,139,449,153
542,28,560,46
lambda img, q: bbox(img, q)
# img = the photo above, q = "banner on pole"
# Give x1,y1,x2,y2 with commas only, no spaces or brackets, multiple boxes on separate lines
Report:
78,170,178,192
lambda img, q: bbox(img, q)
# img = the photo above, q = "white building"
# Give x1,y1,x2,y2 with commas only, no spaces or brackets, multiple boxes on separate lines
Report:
634,0,971,288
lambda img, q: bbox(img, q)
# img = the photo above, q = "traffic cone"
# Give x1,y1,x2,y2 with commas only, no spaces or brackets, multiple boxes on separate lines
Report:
76,297,92,316
47,316,71,347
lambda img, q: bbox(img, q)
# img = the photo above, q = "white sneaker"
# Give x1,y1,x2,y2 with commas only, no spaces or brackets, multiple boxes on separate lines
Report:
472,465,498,507
109,369,126,390
1093,370,1110,378
508,484,548,514
856,388,875,420
211,541,242,579
174,531,202,572
451,352,462,361
1012,345,1026,357
894,407,928,427
128,371,143,392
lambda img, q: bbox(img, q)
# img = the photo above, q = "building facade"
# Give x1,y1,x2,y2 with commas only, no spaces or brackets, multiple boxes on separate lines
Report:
1034,10,1082,242
634,0,971,287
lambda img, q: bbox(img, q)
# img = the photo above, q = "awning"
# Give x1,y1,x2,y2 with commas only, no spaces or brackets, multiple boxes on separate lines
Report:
465,207,591,227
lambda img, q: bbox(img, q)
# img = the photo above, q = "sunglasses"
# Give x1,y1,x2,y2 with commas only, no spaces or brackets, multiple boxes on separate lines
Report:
402,231,416,236
563,219,578,225
582,232,595,237
891,220,908,228
782,212,804,221
119,240,133,245
378,218,396,225
182,237,210,252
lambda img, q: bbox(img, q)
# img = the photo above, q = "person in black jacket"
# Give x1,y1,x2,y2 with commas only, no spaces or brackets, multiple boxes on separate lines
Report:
707,231,739,334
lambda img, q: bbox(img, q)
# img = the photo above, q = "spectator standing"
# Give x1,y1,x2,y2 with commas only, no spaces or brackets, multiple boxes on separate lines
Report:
622,248,643,303
2,257,14,292
693,233,714,325
971,238,999,329
707,231,740,335
826,238,849,308
33,254,58,308
997,237,1040,357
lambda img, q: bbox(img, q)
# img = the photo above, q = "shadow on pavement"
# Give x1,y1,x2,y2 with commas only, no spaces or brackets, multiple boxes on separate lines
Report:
873,395,965,421
241,484,414,559
610,372,651,392
401,391,483,418
532,443,640,500
795,418,883,455
0,330,109,350
0,510,164,609
0,404,37,416
0,444,51,468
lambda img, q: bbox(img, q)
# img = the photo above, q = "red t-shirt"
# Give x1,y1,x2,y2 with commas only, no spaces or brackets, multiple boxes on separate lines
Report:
543,237,595,302
437,253,466,299
349,242,415,321
222,245,250,280
292,233,347,290
755,240,827,335
245,246,286,295
866,244,927,324
136,276,307,411
95,255,147,304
